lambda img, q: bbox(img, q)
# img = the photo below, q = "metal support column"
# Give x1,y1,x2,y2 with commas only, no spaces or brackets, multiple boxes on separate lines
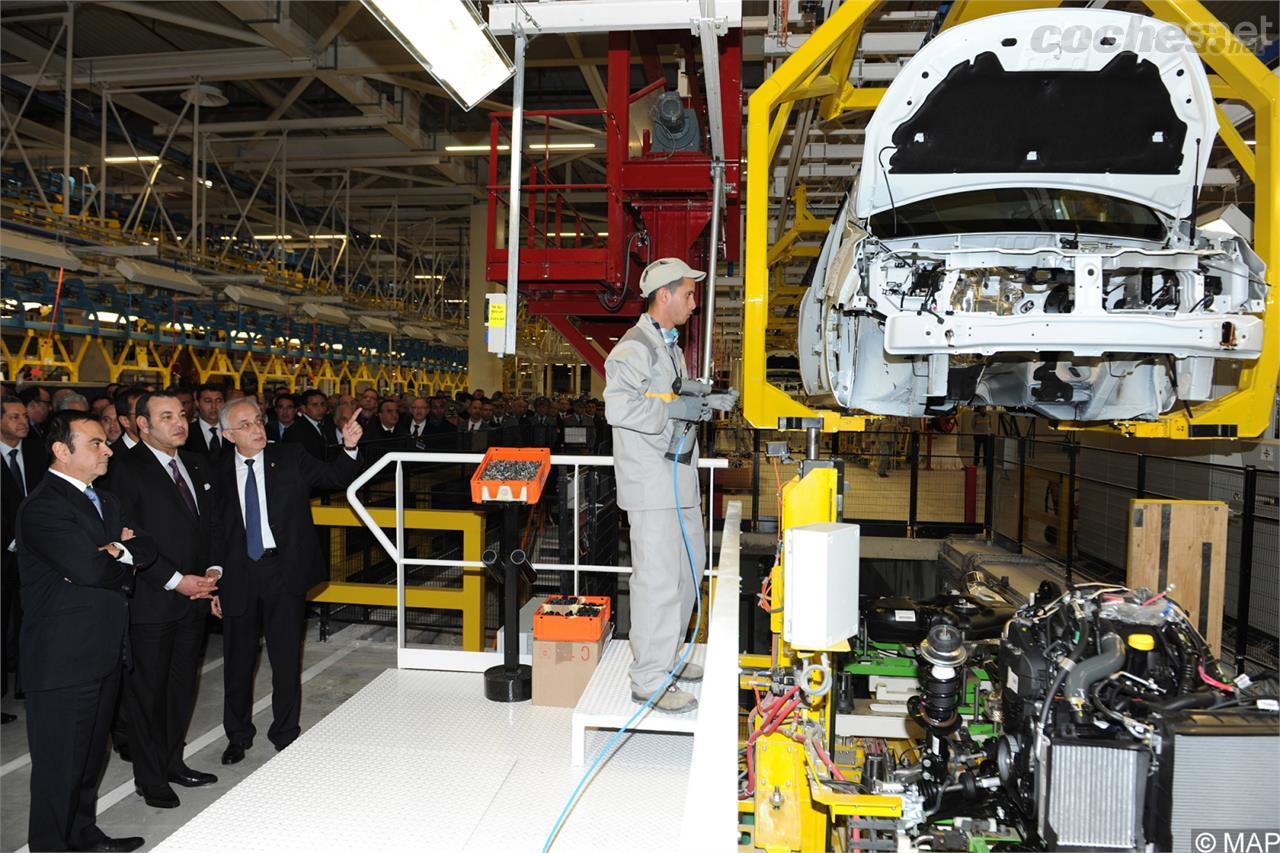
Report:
1065,439,1078,585
62,3,74,228
700,160,724,381
984,434,996,539
751,429,761,531
1234,465,1258,672
908,431,920,537
503,30,529,356
1016,436,1027,551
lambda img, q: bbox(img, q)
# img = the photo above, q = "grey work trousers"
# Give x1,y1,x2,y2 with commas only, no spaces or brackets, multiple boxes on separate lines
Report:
626,504,706,694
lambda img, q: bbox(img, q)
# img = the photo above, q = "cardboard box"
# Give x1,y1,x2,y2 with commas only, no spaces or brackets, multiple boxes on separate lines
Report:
532,628,611,708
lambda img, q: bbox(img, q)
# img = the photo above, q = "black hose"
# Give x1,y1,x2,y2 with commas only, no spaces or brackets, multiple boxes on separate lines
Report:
1037,608,1091,739
1149,690,1217,713
1065,633,1125,722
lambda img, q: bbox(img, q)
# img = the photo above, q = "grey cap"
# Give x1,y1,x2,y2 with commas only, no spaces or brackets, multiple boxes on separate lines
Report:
638,257,705,297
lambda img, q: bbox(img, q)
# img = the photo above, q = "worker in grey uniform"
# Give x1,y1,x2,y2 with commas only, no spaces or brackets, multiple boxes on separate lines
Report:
604,258,736,713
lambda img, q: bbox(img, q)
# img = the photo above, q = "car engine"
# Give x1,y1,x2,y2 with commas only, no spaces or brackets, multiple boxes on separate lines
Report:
847,582,1279,851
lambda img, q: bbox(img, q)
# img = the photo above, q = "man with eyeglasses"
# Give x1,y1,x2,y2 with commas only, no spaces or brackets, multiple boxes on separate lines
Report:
208,397,365,765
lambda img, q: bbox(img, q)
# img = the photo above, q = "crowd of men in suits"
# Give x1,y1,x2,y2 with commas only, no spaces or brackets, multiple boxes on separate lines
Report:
0,378,607,851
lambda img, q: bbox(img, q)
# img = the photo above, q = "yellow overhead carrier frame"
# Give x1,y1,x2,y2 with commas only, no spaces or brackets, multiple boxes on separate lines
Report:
743,0,1278,439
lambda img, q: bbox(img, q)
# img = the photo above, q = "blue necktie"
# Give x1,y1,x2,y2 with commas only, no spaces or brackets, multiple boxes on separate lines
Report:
83,484,104,518
243,459,264,560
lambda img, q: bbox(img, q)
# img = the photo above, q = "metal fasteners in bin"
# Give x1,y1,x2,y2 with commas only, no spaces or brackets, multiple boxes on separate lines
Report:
480,460,543,482
470,447,552,504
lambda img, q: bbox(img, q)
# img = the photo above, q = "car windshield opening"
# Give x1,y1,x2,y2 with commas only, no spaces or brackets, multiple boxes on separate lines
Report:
868,188,1166,240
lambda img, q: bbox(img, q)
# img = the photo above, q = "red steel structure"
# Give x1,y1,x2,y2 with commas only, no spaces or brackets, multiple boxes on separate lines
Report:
486,29,742,378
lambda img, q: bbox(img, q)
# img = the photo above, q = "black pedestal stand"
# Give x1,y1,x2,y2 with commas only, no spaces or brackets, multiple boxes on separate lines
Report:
484,502,532,702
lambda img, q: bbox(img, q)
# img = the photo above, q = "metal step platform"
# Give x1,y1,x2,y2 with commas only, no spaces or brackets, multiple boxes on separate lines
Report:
570,640,706,766
152,668,694,852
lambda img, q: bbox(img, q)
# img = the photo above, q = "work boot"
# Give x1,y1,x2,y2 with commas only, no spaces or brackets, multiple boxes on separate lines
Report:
674,661,703,682
631,684,697,713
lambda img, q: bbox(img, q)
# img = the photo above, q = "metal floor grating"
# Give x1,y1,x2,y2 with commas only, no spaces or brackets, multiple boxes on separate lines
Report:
571,640,706,766
152,668,693,853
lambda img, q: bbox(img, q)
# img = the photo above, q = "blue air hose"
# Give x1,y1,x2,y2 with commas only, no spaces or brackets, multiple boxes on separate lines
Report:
541,430,703,851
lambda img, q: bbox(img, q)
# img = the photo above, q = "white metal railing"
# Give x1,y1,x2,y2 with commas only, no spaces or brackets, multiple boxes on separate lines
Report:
344,451,728,672
680,500,742,852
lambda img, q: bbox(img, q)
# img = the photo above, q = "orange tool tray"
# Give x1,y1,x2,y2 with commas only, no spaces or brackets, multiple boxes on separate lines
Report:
469,447,552,504
533,595,612,642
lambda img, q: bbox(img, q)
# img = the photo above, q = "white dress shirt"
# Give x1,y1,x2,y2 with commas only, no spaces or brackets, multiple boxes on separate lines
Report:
143,442,222,589
196,419,220,451
1,439,26,489
232,449,277,550
120,432,138,449
47,468,133,564
302,414,325,436
408,420,427,438
2,439,25,551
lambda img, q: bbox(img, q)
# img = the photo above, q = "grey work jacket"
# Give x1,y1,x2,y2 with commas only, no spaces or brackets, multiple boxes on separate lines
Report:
604,314,700,511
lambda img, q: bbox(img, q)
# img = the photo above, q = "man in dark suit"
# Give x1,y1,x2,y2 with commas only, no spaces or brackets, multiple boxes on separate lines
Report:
210,398,364,764
108,391,221,810
359,398,406,465
17,385,52,439
269,393,298,442
458,397,490,453
183,383,225,459
111,386,147,454
282,388,332,460
17,410,156,853
2,395,48,723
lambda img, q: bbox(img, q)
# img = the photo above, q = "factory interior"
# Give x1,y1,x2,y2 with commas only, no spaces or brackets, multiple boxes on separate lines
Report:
0,1,1277,851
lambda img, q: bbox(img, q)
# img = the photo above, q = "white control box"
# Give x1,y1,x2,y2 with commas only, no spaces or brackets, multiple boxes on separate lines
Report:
783,522,860,650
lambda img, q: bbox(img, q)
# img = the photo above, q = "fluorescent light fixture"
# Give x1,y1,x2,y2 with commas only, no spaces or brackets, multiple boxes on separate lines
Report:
300,302,351,324
414,273,445,280
552,231,607,238
1245,140,1256,146
309,233,348,240
368,233,383,239
445,143,510,153
94,311,127,325
104,155,160,164
443,141,596,154
361,0,513,111
443,298,467,303
358,316,399,334
0,231,83,270
253,234,292,240
224,285,289,312
529,142,596,151
114,258,205,295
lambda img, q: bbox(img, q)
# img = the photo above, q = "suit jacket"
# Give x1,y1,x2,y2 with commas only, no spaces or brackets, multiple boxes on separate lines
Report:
282,417,332,461
183,420,224,460
359,422,407,465
209,442,360,615
2,435,48,551
16,473,157,691
105,444,217,625
266,418,287,443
